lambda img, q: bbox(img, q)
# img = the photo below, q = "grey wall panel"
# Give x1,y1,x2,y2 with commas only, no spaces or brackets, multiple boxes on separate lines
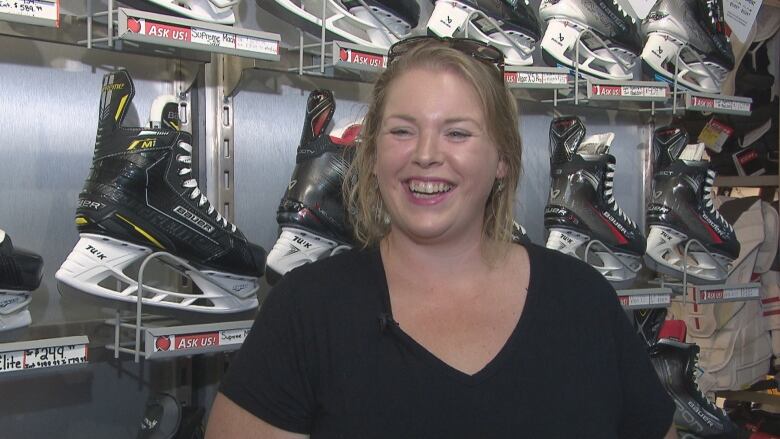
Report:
0,37,186,327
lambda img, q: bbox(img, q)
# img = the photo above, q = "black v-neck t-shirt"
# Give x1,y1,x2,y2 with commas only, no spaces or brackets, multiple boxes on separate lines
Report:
220,244,674,438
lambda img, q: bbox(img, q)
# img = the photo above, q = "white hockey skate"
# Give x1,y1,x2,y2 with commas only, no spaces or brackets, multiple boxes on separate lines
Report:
427,0,540,66
640,0,734,93
539,0,642,80
144,0,240,24
262,0,419,49
0,229,42,332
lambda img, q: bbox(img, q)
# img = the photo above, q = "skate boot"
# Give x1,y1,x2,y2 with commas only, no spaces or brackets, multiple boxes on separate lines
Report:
538,0,643,80
120,0,240,24
427,0,540,66
512,221,531,245
544,116,646,288
261,0,419,49
649,338,748,439
55,70,266,315
266,89,359,285
640,0,734,93
0,229,43,332
645,126,739,284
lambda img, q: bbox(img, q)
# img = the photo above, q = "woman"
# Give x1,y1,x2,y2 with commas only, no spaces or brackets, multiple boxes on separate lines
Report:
206,37,676,438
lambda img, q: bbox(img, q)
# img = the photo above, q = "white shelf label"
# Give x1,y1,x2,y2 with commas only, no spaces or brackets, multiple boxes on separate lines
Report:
590,84,667,99
336,46,387,70
0,341,87,374
0,0,58,24
504,71,568,86
688,95,751,114
125,16,279,56
618,293,671,308
152,327,250,353
696,285,760,303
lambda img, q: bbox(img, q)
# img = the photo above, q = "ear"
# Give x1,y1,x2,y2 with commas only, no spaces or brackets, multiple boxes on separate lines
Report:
496,157,508,180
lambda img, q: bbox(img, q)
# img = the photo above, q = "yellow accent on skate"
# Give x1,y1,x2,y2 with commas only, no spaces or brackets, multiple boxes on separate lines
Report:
115,94,129,122
75,217,88,225
115,213,166,249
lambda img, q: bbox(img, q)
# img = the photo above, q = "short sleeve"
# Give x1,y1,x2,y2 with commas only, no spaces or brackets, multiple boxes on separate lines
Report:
609,289,675,438
219,274,316,434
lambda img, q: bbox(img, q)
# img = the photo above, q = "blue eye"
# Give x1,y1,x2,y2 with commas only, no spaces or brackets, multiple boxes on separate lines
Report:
447,131,471,139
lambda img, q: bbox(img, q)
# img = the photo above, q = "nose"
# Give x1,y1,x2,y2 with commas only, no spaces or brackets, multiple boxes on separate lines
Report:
411,130,443,168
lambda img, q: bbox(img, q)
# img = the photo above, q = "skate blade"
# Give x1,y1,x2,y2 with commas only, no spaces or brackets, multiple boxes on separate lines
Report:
56,234,260,318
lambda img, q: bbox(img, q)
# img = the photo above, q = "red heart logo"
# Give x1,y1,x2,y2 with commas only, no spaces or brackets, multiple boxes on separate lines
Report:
155,336,171,351
127,18,141,33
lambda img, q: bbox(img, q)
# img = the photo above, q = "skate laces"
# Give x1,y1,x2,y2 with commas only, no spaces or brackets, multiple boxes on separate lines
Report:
604,163,634,226
702,169,733,232
176,141,237,232
690,349,729,416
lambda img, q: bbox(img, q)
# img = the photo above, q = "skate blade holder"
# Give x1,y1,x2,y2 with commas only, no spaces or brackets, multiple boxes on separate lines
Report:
571,27,634,104
104,252,256,363
458,7,535,65
652,239,760,305
582,239,642,285
668,42,723,112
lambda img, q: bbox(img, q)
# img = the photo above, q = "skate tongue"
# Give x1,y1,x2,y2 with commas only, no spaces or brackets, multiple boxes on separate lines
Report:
549,116,586,164
303,89,336,145
679,143,706,161
577,133,614,155
98,70,135,133
149,95,181,130
653,126,688,164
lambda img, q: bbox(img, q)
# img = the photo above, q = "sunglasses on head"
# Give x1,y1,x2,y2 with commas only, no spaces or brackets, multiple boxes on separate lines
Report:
387,36,505,77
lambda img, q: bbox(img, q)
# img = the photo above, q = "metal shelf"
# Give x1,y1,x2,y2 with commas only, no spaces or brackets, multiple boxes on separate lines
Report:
0,335,88,374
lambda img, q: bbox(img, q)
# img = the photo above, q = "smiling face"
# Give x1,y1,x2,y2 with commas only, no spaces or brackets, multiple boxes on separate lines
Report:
374,67,507,245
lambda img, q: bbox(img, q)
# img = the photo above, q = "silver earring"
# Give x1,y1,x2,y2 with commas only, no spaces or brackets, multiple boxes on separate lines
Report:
496,180,504,192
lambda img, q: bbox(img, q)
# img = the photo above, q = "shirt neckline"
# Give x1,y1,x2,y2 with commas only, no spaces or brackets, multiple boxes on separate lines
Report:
368,243,542,386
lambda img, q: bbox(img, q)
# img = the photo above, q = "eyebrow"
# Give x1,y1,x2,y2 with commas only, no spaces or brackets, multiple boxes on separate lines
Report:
384,114,481,125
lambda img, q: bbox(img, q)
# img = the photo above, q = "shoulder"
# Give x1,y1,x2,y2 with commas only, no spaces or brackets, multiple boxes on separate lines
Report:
264,247,381,312
523,243,618,309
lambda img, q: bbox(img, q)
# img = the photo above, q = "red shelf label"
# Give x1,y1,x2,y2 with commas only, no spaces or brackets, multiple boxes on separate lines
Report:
338,48,386,69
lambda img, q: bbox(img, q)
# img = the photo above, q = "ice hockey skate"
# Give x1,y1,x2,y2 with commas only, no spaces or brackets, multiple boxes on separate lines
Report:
649,338,749,439
266,89,359,285
120,0,240,24
645,126,739,285
544,116,645,288
55,70,266,315
261,0,419,49
538,0,643,80
427,0,540,66
0,229,43,332
640,0,734,93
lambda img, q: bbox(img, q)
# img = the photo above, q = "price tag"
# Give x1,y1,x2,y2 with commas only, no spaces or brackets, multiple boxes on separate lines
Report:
0,339,88,374
698,118,734,153
190,27,235,49
236,35,279,56
427,1,470,37
695,284,761,304
505,72,568,86
589,83,668,100
0,0,58,25
687,94,752,115
219,328,250,346
618,293,671,309
152,327,250,353
724,0,762,42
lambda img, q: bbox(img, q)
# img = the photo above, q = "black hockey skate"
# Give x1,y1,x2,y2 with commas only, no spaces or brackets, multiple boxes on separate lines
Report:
645,126,739,284
55,70,266,315
0,229,43,332
427,0,540,66
649,338,749,439
539,0,643,80
260,0,419,50
266,89,359,285
640,0,734,93
544,116,646,288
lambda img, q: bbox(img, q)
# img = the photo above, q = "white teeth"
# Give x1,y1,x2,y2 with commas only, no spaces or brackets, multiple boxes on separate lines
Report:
408,180,453,195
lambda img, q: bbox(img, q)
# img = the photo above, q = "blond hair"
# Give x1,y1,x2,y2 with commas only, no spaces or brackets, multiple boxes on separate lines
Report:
343,39,522,251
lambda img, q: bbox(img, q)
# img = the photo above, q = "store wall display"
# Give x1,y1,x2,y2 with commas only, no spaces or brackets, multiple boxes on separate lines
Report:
645,125,741,284
538,0,642,80
426,0,541,66
55,70,266,315
266,89,360,285
0,229,43,332
544,115,646,288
